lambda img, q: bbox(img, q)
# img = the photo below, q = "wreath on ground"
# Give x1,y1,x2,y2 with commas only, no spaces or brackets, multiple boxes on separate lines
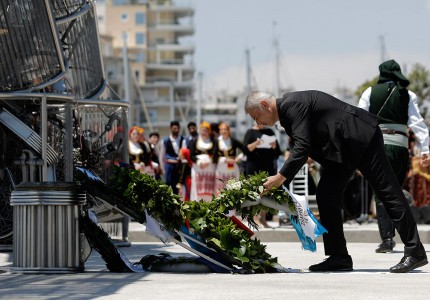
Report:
77,166,300,273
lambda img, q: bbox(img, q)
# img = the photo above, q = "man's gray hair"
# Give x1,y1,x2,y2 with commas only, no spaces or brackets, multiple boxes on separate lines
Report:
245,91,276,113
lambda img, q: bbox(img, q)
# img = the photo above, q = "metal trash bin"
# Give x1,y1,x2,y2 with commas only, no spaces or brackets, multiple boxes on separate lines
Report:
10,182,86,273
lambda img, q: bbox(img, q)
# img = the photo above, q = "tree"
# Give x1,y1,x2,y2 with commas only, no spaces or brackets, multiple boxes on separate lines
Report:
353,77,378,102
407,63,430,107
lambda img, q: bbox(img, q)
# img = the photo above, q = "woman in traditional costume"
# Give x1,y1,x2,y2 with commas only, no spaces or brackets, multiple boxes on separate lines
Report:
189,121,219,201
128,126,155,177
215,122,243,194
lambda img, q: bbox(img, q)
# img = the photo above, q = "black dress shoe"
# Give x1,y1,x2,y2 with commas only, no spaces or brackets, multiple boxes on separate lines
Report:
375,239,396,253
309,255,353,272
390,255,428,273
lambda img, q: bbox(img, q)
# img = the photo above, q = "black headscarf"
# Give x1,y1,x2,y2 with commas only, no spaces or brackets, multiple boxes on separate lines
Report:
377,59,410,88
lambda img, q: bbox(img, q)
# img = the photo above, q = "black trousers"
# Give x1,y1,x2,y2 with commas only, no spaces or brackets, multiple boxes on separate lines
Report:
316,129,425,258
375,144,410,241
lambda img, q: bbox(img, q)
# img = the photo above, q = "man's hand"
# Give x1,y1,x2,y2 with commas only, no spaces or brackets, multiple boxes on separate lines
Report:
263,173,287,192
421,153,430,168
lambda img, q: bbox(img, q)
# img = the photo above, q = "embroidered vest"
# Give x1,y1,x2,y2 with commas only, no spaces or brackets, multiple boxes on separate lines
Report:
369,82,409,125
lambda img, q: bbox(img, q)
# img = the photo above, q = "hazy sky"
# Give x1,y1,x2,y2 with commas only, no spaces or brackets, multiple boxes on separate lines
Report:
188,0,430,100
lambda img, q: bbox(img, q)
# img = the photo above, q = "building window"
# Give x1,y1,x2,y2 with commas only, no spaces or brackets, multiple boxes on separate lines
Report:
136,12,145,25
120,13,128,22
148,110,158,122
136,32,146,45
135,52,145,62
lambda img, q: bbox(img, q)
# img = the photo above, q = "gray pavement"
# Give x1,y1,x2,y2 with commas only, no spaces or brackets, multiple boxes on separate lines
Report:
129,219,430,244
1,222,430,299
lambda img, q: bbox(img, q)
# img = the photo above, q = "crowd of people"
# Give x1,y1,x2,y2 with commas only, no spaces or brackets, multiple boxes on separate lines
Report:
125,120,289,208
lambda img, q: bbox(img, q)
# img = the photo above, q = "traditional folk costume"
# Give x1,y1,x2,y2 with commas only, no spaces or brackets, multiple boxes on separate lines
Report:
189,136,218,201
177,148,193,201
129,140,157,177
162,134,185,194
358,60,429,249
215,136,243,194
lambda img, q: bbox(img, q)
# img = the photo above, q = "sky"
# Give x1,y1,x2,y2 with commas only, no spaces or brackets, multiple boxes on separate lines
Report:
184,0,430,101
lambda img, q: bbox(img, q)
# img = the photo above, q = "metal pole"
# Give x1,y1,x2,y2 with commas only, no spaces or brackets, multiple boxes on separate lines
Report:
197,72,203,126
379,35,386,64
122,32,132,126
245,48,253,128
65,104,73,181
169,81,175,121
41,96,48,181
273,22,280,96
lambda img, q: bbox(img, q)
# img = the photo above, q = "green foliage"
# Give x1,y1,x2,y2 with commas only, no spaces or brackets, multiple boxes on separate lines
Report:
408,63,430,109
212,172,295,229
108,167,184,230
180,200,278,272
354,76,378,100
104,166,295,273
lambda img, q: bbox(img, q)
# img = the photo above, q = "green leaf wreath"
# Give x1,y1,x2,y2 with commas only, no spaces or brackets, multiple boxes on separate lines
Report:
79,166,297,273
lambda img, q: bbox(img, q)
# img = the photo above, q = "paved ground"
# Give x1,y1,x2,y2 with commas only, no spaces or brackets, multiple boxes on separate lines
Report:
1,223,430,300
128,219,430,244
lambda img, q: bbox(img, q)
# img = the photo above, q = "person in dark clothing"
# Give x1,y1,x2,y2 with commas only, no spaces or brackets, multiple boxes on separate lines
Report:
243,123,282,227
243,124,282,176
162,121,185,194
148,131,162,180
245,90,428,273
185,121,199,148
358,60,429,253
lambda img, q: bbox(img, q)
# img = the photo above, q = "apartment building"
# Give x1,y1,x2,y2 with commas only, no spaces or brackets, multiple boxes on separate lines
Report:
96,0,195,137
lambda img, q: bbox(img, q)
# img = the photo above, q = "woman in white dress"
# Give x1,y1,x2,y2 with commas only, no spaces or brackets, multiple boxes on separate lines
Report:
189,121,219,201
215,122,244,194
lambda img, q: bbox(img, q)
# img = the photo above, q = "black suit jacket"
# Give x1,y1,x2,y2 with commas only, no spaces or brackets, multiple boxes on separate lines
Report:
277,90,378,181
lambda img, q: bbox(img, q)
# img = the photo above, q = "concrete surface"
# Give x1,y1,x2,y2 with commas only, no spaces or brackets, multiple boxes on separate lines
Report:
128,219,430,244
1,222,430,300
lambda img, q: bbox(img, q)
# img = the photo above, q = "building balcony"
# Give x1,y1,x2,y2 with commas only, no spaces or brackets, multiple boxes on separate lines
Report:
144,100,190,108
147,42,194,53
143,78,194,88
147,22,194,35
145,61,194,72
148,4,194,18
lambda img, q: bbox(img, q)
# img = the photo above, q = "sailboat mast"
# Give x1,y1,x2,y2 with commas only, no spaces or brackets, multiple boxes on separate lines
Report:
245,48,253,128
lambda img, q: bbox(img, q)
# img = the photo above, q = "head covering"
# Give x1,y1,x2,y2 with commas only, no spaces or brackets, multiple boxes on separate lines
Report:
128,125,144,137
378,59,410,87
200,121,211,132
180,148,193,166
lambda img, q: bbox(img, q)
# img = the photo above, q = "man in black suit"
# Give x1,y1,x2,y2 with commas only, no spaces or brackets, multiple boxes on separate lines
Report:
245,90,428,273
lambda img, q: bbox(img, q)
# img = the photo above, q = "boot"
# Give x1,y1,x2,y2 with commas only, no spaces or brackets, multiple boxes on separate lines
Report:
375,203,395,253
375,238,396,253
